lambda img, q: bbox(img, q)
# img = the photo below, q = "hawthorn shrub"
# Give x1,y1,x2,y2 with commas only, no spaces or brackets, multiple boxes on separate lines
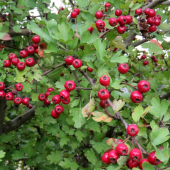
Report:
0,0,170,170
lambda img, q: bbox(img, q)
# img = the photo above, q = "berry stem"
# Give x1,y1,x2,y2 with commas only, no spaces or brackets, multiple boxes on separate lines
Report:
123,136,130,143
104,107,118,119
120,82,136,89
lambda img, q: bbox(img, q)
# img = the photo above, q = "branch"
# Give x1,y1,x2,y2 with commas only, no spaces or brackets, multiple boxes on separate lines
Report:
131,39,148,47
69,0,74,9
160,92,170,99
104,108,119,119
124,32,136,47
162,1,170,5
9,29,33,36
76,87,92,90
99,29,110,38
79,70,95,86
143,0,167,10
0,98,6,135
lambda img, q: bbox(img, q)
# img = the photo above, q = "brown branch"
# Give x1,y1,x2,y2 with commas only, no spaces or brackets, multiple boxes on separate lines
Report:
120,82,136,89
143,0,167,10
69,0,74,9
104,108,119,119
162,1,170,5
76,87,92,90
99,29,110,38
79,70,95,86
9,29,33,36
160,92,170,99
131,39,148,47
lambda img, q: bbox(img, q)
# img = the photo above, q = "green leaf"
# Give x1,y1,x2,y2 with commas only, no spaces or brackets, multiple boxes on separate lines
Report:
117,156,129,167
31,93,39,102
13,25,21,32
84,148,97,165
158,23,170,31
132,105,143,122
46,151,62,164
110,51,128,63
110,36,126,50
59,158,79,170
91,111,112,122
112,99,125,113
12,151,26,160
75,130,86,142
76,0,89,7
142,162,155,170
85,121,100,132
142,42,163,54
82,98,95,117
0,151,5,162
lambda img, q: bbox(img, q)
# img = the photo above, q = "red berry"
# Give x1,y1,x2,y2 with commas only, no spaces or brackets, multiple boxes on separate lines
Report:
65,56,74,65
87,67,93,72
100,100,109,108
5,92,14,101
99,75,110,86
27,46,35,55
113,48,117,52
32,35,40,44
64,81,76,91
127,159,139,169
137,80,150,93
8,53,17,61
154,18,161,26
129,148,142,161
0,82,5,91
22,97,30,106
58,7,64,13
71,11,77,18
62,98,70,105
105,3,111,7
95,11,103,19
102,152,110,164
32,43,38,48
98,89,110,100
141,55,146,59
52,95,61,104
17,62,25,70
59,90,70,100
127,124,139,137
108,150,119,163
60,72,64,76
117,25,127,34
14,97,22,105
139,159,149,170
135,8,142,15
35,48,38,54
0,91,5,99
130,91,143,103
154,15,161,21
51,109,60,119
96,20,105,29
19,50,28,58
72,59,82,68
45,91,50,98
117,16,127,26
55,105,64,114
105,7,109,12
144,8,150,15
47,87,55,92
25,58,35,67
153,58,158,62
126,15,133,24
3,60,11,67
118,139,123,143
12,89,18,95
143,60,149,65
147,17,154,25
74,8,80,15
88,26,93,33
109,18,117,26
118,63,129,74
28,104,33,109
115,9,122,16
116,143,128,156
148,9,156,17
11,57,19,65
38,94,46,101
44,98,51,106
148,151,161,165
15,83,23,91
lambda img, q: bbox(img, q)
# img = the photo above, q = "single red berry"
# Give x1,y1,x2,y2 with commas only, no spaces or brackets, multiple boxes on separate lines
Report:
5,92,14,101
127,124,139,137
12,89,18,95
87,67,93,72
22,97,30,106
137,80,150,93
8,53,17,61
127,159,139,169
100,100,109,108
19,50,28,58
64,81,76,91
130,91,143,103
74,8,80,15
135,8,142,15
98,89,110,100
108,150,119,163
35,48,38,54
147,17,154,25
38,94,46,101
95,11,103,19
115,9,122,16
55,105,64,114
3,60,11,67
139,159,149,170
51,109,60,119
32,43,38,48
105,3,111,7
105,7,109,12
60,72,64,76
116,143,128,156
126,15,133,24
148,9,156,17
45,91,50,98
58,7,64,13
14,97,22,105
96,20,105,29
0,82,5,91
28,104,33,109
0,91,5,99
17,62,25,71
99,75,110,86
144,8,150,15
71,11,77,18
117,26,127,34
154,15,161,21
129,148,142,161
118,139,123,143
62,98,70,105
27,46,35,55
117,16,127,26
109,18,117,26
118,63,129,74
11,57,19,66
65,56,74,65
52,95,61,104
88,26,93,33
59,90,70,100
154,58,158,62
154,18,161,26
155,63,158,66
102,153,110,164
113,48,117,52
72,59,82,68
32,35,40,44
44,98,51,106
47,87,55,92
143,60,149,65
25,58,35,67
141,55,146,59
148,151,161,165
15,83,23,91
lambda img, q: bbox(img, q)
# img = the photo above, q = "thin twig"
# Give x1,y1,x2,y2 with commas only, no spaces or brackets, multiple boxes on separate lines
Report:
120,82,136,89
76,87,92,90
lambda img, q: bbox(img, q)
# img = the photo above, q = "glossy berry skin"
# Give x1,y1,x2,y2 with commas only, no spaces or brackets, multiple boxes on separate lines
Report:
44,99,51,106
64,81,76,91
135,8,142,15
15,83,23,91
148,9,156,17
87,67,93,72
118,63,129,74
100,100,109,108
0,91,5,99
38,94,46,101
0,82,5,91
105,3,111,7
32,35,40,44
95,11,103,19
137,80,150,93
55,105,64,114
117,26,127,34
129,148,142,161
139,159,149,170
45,91,50,98
113,48,117,52
72,59,82,68
154,58,158,62
141,55,146,59
149,24,156,32
14,97,22,105
22,98,30,106
5,92,14,101
127,124,139,137
109,18,117,26
51,109,60,119
154,18,161,26
74,8,80,15
47,87,54,92
148,151,161,165
116,143,128,156
105,7,109,12
35,48,38,54
127,159,139,169
28,104,33,109
3,60,11,67
25,58,35,67
62,98,70,105
52,95,61,104
99,75,110,86
143,60,149,65
118,16,127,26
65,56,74,65
108,150,119,163
59,90,70,100
96,20,105,29
17,62,25,71
32,43,38,48
88,26,93,33
130,91,143,103
102,153,110,164
58,7,64,13
154,15,161,20
19,50,28,58
8,53,17,61
144,8,150,15
115,9,122,16
98,89,110,100
147,17,154,25
126,15,133,24
11,57,19,66
27,46,35,55
71,11,77,18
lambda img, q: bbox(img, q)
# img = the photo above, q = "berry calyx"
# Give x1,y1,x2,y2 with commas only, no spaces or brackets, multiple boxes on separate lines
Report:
52,95,61,104
5,92,14,101
62,98,70,105
3,60,11,67
32,43,38,48
11,57,19,66
88,26,93,33
137,80,150,93
55,105,64,114
15,83,23,91
102,152,110,164
38,94,46,101
96,20,105,29
127,159,139,169
99,75,110,86
72,59,82,68
98,89,110,100
0,91,5,99
143,60,149,65
19,50,28,58
148,151,161,165
139,159,149,170
14,97,22,105
73,8,80,15
8,53,17,61
25,58,35,67
108,150,119,163
130,91,143,103
32,35,40,44
115,9,122,16
0,82,5,91
17,62,25,71
59,90,70,100
95,11,103,19
115,143,128,156
22,97,30,106
51,109,60,119
87,67,93,72
65,56,74,65
129,148,142,161
64,81,76,91
27,46,35,55
118,63,129,74
71,11,77,18
135,8,142,15
127,124,139,137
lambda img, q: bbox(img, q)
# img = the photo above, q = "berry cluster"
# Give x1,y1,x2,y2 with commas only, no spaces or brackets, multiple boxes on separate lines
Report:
71,8,80,18
151,55,158,66
141,52,159,66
